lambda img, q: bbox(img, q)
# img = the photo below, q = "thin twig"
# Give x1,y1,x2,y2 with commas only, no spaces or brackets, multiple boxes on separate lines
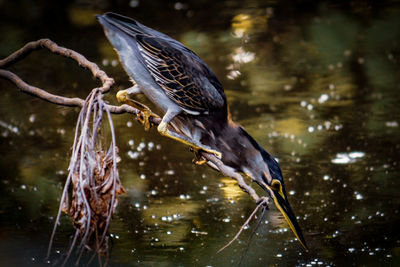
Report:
238,205,267,266
217,197,268,253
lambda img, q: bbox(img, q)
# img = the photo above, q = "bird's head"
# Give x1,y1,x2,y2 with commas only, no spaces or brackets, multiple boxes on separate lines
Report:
260,166,308,250
236,127,308,250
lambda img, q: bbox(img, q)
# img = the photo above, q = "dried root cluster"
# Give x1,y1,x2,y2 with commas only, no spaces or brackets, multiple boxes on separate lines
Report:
49,89,125,266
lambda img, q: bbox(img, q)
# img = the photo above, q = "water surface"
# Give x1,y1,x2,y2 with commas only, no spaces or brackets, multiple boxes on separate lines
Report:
0,1,399,266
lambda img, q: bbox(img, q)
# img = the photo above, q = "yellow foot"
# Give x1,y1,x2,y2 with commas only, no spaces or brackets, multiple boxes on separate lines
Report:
193,157,207,165
199,146,222,159
138,109,154,131
191,147,208,165
116,89,159,131
116,90,128,103
190,145,222,160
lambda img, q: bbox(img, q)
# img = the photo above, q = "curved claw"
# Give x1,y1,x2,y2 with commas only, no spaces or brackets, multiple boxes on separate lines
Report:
137,109,154,131
116,88,159,131
193,158,207,165
191,148,207,165
199,147,222,159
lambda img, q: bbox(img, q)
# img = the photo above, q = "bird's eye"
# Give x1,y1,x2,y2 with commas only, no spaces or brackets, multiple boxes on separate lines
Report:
271,180,281,191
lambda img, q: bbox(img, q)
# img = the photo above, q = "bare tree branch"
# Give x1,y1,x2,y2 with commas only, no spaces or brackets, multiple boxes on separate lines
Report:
0,69,85,107
0,68,160,118
0,39,114,93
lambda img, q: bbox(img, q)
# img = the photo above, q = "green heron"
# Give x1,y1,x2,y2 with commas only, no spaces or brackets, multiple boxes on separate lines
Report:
97,12,308,250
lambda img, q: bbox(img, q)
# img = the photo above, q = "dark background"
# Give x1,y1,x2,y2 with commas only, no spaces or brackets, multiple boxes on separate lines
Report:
0,0,399,266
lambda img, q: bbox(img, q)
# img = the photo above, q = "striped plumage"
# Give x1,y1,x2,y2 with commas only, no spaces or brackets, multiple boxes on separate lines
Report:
98,12,225,116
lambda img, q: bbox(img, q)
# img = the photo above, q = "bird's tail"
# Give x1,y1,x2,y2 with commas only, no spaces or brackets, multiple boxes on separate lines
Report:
96,12,146,37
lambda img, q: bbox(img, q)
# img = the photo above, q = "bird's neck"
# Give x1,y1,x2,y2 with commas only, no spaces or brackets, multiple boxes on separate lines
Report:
207,120,265,175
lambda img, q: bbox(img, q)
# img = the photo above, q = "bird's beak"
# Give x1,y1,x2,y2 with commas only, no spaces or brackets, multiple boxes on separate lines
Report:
272,190,308,250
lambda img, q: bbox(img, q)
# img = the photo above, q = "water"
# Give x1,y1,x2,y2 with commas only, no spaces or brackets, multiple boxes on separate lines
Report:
1,1,400,266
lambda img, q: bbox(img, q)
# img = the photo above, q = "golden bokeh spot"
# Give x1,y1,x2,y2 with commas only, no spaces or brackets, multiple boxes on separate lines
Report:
232,12,268,38
219,177,246,200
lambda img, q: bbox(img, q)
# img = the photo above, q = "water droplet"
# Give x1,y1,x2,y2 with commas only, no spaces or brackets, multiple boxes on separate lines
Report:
284,84,292,91
29,114,36,123
165,170,175,175
148,142,154,150
129,0,139,8
223,218,230,223
349,151,365,158
332,152,364,164
318,94,329,104
128,150,139,159
385,121,398,127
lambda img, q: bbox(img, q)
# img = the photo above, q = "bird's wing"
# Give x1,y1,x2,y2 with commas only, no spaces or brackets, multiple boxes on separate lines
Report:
101,13,226,115
135,35,225,114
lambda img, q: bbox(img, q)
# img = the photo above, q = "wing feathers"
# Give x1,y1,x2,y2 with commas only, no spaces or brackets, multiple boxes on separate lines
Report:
102,13,226,114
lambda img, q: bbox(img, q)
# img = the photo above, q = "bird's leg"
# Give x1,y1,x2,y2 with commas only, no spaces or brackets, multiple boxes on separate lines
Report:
116,85,159,131
158,109,222,159
190,147,207,165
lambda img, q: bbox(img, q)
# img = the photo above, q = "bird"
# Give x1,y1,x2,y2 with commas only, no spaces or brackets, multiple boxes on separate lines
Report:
97,12,308,250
